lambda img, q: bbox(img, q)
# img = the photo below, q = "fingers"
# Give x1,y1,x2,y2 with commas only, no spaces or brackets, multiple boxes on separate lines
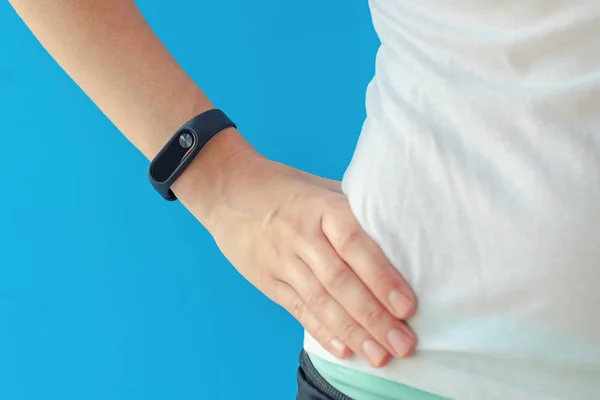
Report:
300,235,417,360
271,280,352,359
285,257,394,368
321,204,417,322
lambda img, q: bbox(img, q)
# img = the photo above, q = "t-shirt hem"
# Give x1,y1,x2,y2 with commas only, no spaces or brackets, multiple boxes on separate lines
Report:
304,332,558,400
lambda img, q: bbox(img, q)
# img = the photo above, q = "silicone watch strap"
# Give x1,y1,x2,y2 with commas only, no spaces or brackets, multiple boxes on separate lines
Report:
148,109,237,201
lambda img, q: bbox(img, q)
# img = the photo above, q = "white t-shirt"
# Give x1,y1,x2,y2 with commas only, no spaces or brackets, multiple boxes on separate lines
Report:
304,1,600,399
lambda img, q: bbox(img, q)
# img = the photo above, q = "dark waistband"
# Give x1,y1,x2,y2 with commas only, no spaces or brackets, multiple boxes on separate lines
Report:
297,350,353,400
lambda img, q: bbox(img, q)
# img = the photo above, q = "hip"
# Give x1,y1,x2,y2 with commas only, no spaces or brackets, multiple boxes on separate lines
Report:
335,108,600,397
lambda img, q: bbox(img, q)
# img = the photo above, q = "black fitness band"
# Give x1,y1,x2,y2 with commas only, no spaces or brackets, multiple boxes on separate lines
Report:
148,109,237,201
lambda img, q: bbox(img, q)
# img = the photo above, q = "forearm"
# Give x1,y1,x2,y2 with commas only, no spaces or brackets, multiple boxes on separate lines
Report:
9,0,259,222
9,2,421,366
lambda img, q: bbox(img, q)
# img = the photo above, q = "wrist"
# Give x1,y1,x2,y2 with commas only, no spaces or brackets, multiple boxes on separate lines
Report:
170,126,262,225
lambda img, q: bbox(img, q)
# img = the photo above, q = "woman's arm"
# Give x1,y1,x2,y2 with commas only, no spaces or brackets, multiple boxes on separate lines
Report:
8,0,253,223
9,0,418,367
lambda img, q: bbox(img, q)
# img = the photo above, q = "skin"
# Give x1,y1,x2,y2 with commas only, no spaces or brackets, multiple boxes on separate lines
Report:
9,0,418,367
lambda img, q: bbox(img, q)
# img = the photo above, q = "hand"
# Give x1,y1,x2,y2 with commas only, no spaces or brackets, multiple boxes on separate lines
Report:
8,0,413,366
177,130,417,368
206,156,417,367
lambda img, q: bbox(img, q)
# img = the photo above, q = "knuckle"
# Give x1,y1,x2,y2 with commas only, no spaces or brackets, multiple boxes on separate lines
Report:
337,229,362,253
265,207,305,237
290,300,307,321
304,285,328,309
287,216,304,235
323,194,347,210
320,262,350,288
310,194,332,209
370,267,390,285
363,306,388,328
340,323,359,342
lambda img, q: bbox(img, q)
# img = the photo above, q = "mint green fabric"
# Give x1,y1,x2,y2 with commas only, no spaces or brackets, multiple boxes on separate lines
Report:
310,355,450,400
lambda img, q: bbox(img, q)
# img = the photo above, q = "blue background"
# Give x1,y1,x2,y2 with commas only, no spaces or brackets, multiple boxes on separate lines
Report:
0,1,378,399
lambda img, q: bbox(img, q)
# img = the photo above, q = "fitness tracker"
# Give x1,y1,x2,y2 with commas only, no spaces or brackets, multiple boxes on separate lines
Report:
148,109,237,201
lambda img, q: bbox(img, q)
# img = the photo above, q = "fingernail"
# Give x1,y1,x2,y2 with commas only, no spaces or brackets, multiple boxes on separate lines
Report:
388,329,413,357
330,338,347,357
363,340,387,366
389,290,413,318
